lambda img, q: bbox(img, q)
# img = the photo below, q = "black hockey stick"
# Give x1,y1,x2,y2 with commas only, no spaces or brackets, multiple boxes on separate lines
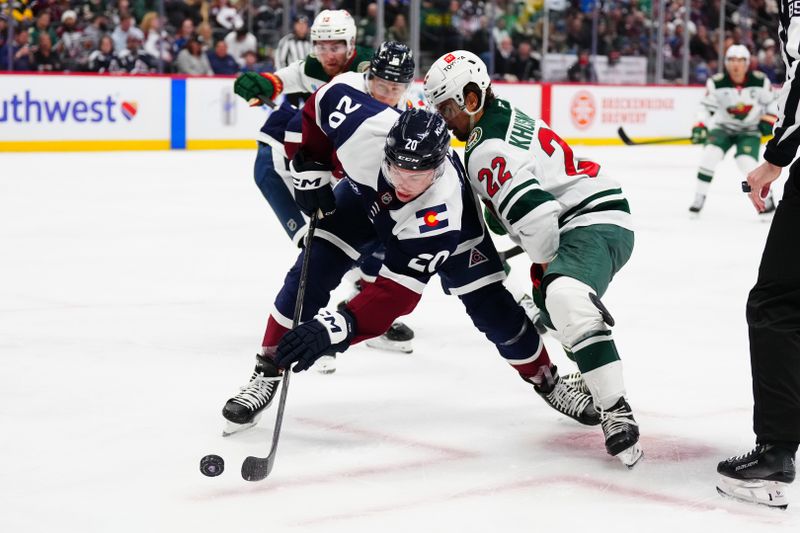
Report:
241,212,318,481
248,94,277,109
498,245,524,262
617,127,690,146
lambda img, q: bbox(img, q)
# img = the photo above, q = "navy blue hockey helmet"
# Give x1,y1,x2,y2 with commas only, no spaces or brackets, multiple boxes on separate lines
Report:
370,41,415,84
384,109,450,171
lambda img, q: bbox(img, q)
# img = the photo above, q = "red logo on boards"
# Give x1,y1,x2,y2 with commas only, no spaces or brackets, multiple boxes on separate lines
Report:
570,90,596,130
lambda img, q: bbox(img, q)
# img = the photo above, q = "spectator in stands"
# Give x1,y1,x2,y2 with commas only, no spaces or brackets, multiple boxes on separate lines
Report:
224,25,257,67
32,31,62,71
29,11,57,47
87,34,117,73
172,18,195,56
493,35,514,79
166,0,202,30
1,28,33,71
274,14,310,70
56,10,83,71
0,14,9,50
357,2,378,49
175,34,213,75
207,39,238,74
112,14,144,53
213,0,243,32
568,49,598,82
386,13,409,45
140,12,173,67
690,24,718,63
83,14,112,50
254,0,284,33
240,49,274,73
510,40,540,82
114,34,156,73
196,22,213,50
758,44,781,83
469,15,491,60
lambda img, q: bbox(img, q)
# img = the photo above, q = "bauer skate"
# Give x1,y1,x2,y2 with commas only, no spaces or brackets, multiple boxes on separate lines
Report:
600,397,643,468
528,366,600,426
221,354,281,436
716,444,795,509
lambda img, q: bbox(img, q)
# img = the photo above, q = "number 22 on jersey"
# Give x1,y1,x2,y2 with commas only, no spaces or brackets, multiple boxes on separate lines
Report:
476,128,600,198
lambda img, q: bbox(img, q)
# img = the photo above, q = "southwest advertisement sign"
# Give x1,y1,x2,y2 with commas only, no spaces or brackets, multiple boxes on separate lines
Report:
0,74,170,150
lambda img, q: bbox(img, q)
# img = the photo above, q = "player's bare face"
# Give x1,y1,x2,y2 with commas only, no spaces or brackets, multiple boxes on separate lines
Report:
369,76,408,107
314,40,349,76
725,57,748,83
384,163,436,202
436,99,470,142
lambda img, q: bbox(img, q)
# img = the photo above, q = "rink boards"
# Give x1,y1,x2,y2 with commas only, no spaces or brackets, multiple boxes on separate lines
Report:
0,72,704,152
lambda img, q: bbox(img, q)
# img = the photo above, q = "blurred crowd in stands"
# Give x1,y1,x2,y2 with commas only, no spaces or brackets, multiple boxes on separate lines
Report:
0,0,785,84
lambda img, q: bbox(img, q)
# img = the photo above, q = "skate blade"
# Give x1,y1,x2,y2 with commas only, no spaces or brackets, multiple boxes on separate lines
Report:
616,442,644,469
316,355,337,375
221,412,262,437
716,475,789,509
365,337,413,354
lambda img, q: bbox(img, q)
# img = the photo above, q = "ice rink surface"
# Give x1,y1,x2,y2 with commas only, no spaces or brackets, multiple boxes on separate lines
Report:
2,145,799,532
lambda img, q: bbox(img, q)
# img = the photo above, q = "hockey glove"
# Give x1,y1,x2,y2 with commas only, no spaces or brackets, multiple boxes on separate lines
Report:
759,114,778,137
291,152,337,218
233,72,283,103
691,124,708,144
275,310,356,372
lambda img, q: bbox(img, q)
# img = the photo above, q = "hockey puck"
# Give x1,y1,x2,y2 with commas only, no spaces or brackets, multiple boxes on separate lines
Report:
200,454,225,477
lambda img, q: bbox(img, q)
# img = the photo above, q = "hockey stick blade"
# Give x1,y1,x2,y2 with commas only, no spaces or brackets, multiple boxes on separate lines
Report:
617,127,689,146
240,213,318,481
241,371,292,481
498,245,524,262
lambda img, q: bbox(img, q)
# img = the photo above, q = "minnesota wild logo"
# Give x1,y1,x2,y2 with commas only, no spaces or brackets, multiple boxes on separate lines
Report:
466,127,483,151
727,102,753,120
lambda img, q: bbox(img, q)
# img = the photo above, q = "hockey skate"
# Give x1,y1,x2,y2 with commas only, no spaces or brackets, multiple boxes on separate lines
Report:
688,193,706,214
561,370,591,395
528,366,600,426
600,397,643,468
221,354,281,436
716,444,795,509
365,322,415,353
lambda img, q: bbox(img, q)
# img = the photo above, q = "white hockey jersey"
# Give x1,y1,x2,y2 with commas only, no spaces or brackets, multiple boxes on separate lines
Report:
464,99,632,264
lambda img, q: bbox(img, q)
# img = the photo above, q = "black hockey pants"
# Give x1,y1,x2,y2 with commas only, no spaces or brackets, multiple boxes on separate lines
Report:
747,164,800,444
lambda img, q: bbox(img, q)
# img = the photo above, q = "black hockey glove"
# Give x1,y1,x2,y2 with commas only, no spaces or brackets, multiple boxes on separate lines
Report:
274,309,356,372
290,152,337,218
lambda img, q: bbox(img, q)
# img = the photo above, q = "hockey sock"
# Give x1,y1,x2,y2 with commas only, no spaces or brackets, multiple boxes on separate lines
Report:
511,345,552,381
696,173,712,195
262,315,291,353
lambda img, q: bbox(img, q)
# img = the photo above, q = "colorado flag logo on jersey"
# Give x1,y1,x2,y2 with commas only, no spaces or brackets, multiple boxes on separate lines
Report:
417,204,449,234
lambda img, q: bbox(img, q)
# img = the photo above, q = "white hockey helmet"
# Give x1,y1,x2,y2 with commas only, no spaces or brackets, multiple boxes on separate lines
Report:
725,44,751,63
423,51,491,114
311,9,356,55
